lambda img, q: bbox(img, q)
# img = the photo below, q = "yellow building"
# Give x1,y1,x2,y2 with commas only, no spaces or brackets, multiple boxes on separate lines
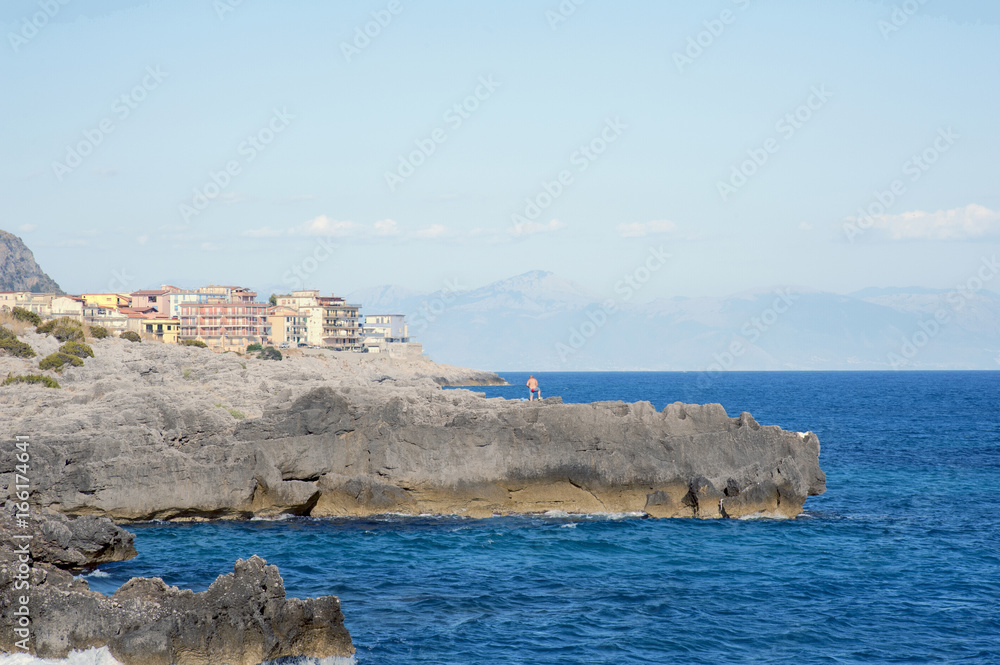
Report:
268,306,307,347
81,293,131,309
127,315,179,344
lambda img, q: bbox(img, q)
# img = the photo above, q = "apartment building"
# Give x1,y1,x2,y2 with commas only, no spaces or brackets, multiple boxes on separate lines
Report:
126,313,180,344
276,290,362,349
267,306,308,347
130,288,178,313
177,301,268,350
81,293,131,309
83,303,128,331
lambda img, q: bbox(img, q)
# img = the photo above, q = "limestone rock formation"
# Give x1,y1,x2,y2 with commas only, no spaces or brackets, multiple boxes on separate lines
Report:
0,229,62,293
0,507,136,571
0,331,825,521
0,552,354,663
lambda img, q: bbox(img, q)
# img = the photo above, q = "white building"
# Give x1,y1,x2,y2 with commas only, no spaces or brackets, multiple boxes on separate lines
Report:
362,314,410,352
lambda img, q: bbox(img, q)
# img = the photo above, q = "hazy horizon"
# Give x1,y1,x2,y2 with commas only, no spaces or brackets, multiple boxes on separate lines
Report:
3,0,999,305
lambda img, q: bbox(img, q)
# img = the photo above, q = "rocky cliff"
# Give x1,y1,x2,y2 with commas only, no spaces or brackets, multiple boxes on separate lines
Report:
0,329,825,521
0,508,354,663
0,229,62,293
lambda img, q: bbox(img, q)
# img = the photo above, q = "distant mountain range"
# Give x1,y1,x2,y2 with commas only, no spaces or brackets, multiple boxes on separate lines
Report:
0,229,62,293
348,271,1000,371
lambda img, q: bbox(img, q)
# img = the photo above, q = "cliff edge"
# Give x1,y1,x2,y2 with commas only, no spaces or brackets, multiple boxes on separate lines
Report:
0,329,825,521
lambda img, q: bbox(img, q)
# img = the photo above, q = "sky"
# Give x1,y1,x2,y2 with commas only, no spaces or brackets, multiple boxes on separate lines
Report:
1,0,999,302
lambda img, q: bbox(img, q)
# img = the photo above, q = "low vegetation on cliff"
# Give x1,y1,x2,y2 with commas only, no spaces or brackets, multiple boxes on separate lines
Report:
36,317,85,342
3,373,60,388
0,325,35,358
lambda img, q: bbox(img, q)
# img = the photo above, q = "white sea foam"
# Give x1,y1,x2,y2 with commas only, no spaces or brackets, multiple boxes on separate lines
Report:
85,570,110,578
540,509,646,520
250,513,296,522
737,511,793,521
0,648,357,665
0,647,123,665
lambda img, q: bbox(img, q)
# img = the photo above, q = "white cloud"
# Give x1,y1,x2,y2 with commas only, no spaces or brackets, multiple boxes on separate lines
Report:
136,235,148,245
416,224,447,238
296,215,358,236
616,220,678,238
18,224,36,232
374,219,400,236
852,204,1000,240
511,218,566,237
200,242,223,251
798,222,814,231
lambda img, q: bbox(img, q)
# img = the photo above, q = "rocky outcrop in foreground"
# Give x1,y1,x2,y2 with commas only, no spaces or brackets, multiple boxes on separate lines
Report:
0,509,354,663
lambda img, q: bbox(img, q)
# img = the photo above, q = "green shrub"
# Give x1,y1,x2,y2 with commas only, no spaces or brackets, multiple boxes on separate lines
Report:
39,352,84,371
59,340,94,358
0,336,36,359
11,307,41,326
120,331,141,343
36,317,85,342
246,343,263,353
257,346,282,361
89,325,109,339
0,326,36,358
227,408,246,419
3,373,60,389
180,339,207,348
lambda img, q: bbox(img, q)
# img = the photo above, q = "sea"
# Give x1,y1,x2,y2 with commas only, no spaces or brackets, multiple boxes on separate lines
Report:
4,371,999,665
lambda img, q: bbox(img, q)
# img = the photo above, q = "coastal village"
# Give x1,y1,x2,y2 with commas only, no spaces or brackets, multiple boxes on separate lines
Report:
0,285,417,356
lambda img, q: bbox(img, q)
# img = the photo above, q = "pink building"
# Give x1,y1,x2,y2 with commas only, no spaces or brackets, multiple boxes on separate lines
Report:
178,301,269,349
130,288,177,313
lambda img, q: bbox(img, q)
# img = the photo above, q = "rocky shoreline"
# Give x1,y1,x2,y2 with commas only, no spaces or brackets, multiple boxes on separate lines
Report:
0,507,354,663
1,331,824,522
0,328,824,663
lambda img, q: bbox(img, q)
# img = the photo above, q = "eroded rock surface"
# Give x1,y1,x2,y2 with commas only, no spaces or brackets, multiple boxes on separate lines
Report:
0,334,824,521
0,552,354,664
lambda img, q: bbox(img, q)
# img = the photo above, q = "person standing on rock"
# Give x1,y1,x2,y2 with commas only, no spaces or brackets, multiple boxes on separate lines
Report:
526,375,540,401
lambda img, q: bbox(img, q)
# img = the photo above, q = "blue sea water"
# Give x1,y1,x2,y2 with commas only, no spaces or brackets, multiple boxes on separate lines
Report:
77,371,999,664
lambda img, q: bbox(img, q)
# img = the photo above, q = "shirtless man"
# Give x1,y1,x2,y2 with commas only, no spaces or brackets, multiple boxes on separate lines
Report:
526,375,540,401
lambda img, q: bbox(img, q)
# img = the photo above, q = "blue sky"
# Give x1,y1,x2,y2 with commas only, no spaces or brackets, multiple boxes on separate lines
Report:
2,0,998,300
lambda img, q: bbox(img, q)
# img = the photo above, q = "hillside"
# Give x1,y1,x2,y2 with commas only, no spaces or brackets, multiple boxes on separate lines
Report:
0,229,62,293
